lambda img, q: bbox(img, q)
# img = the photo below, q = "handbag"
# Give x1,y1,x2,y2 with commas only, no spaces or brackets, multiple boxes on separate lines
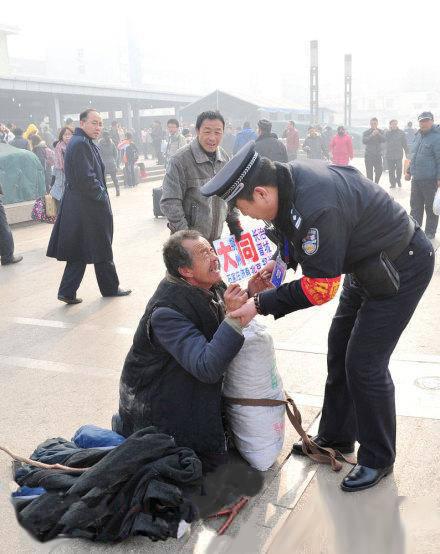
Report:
44,194,57,218
31,197,56,224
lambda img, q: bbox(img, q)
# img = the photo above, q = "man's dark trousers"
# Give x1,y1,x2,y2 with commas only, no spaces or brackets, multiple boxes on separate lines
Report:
387,158,403,187
0,198,14,263
410,179,439,237
59,260,119,298
318,229,434,468
365,156,383,183
125,163,136,187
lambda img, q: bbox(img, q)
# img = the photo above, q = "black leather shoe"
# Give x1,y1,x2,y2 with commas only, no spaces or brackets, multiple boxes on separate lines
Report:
341,463,393,492
1,255,23,266
292,435,355,456
103,288,132,297
58,295,83,305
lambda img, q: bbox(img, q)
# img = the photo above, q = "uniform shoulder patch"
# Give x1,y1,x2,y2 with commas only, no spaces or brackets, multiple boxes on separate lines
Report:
302,228,319,256
290,207,303,230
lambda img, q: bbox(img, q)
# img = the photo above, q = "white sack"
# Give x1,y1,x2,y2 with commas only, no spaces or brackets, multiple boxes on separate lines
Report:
223,319,285,471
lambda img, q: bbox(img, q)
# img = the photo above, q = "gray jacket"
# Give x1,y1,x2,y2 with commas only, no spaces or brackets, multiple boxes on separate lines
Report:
164,132,187,162
160,139,241,242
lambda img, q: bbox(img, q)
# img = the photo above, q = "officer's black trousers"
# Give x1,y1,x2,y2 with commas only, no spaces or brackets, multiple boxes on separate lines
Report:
58,260,120,298
365,156,383,184
318,229,434,468
410,179,439,237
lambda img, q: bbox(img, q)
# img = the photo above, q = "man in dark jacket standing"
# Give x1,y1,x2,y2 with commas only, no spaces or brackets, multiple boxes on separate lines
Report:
113,230,250,472
254,119,288,163
385,120,409,188
407,111,440,239
363,117,385,183
47,109,131,304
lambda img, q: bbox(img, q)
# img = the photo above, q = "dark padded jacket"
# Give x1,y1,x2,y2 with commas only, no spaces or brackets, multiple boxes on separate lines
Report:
254,133,288,162
116,277,243,457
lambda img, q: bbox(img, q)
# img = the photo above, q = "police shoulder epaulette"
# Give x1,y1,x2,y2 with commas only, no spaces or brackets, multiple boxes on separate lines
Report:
290,207,303,230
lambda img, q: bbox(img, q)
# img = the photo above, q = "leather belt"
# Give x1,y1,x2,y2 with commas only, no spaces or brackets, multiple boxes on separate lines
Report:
384,216,416,262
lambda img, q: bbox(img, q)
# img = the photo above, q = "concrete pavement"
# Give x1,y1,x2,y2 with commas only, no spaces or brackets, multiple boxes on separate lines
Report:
0,159,439,553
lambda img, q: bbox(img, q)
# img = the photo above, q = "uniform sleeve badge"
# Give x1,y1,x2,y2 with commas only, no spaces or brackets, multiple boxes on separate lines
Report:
302,228,319,256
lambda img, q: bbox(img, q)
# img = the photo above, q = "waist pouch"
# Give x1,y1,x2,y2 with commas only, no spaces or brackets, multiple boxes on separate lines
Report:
351,217,416,299
353,251,400,298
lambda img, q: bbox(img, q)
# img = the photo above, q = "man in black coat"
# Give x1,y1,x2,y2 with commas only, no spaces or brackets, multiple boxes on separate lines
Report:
47,109,131,304
254,119,288,163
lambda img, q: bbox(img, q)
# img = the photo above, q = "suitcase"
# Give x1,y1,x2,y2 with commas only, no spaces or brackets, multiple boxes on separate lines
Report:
153,186,164,218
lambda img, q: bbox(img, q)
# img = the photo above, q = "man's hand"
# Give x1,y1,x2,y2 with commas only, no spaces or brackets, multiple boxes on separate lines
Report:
437,180,440,189
229,297,258,327
247,259,276,296
224,284,248,313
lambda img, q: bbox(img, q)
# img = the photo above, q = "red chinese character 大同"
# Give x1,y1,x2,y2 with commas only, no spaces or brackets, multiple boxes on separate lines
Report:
216,241,238,272
237,233,259,264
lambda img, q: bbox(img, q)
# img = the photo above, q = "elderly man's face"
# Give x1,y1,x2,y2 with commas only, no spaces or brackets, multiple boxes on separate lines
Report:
197,119,224,153
180,237,221,289
80,111,103,140
419,118,434,133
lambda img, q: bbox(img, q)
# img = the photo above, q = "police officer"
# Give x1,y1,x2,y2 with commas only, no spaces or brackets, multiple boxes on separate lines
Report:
201,142,435,492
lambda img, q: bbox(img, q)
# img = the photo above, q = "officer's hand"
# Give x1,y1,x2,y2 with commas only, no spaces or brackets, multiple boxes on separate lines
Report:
229,297,258,327
248,260,276,295
260,259,276,281
224,284,248,313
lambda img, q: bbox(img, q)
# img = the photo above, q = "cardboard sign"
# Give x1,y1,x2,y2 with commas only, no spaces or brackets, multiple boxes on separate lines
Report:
214,227,274,284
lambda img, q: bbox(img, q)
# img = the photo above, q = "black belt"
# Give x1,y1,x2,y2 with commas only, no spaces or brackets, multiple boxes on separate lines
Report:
384,217,417,262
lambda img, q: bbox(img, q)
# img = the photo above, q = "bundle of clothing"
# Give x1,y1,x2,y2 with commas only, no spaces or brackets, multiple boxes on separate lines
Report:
12,426,203,543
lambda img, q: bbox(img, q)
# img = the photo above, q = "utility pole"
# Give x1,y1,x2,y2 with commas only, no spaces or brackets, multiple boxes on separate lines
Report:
344,54,352,127
310,40,319,126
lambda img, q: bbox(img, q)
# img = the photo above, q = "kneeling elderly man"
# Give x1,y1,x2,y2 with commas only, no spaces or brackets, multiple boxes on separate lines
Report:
113,230,251,472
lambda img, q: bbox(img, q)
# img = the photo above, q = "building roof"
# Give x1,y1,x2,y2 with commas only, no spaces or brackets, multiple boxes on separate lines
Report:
0,76,199,104
180,89,335,115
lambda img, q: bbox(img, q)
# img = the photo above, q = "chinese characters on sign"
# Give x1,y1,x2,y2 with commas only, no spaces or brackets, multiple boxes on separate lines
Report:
213,227,275,284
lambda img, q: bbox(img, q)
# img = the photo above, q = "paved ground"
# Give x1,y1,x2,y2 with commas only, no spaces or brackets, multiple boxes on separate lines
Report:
0,159,439,553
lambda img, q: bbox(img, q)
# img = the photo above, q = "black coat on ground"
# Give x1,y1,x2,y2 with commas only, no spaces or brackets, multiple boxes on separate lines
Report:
47,128,114,263
14,427,203,543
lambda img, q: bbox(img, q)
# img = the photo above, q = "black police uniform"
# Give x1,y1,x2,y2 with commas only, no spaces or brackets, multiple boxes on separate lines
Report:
201,143,435,471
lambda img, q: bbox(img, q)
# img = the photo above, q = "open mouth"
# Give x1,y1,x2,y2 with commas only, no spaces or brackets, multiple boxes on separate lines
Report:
210,260,221,273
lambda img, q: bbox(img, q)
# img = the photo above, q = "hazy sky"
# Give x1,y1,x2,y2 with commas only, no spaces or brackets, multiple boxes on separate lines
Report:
4,0,440,107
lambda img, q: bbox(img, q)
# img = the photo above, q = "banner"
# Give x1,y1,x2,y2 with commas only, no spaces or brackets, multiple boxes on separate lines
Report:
213,227,275,284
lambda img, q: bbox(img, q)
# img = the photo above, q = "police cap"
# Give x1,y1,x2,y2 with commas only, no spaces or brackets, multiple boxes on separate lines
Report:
201,141,260,201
